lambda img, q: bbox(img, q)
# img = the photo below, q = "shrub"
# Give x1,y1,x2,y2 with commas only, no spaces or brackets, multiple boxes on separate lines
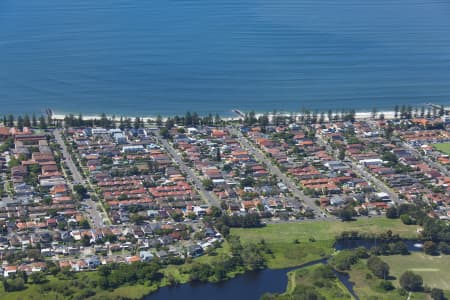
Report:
379,280,394,291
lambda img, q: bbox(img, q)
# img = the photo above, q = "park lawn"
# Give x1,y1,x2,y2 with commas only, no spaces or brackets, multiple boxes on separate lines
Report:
232,218,418,269
283,264,353,300
433,142,450,155
347,260,428,300
383,252,450,291
232,218,418,245
263,240,334,269
95,284,158,299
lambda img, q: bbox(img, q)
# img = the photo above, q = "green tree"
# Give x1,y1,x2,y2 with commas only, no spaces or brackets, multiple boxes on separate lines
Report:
371,107,378,119
379,280,394,291
386,206,398,219
189,263,213,282
23,114,31,127
156,115,163,126
30,271,47,284
171,211,184,222
202,179,213,191
367,256,390,279
73,184,87,198
338,208,354,221
241,243,266,270
82,234,91,247
399,271,423,292
3,277,25,292
39,115,47,129
17,115,24,130
7,114,14,127
216,147,221,162
438,242,450,255
160,127,170,139
209,206,222,218
431,288,445,300
329,250,359,271
79,219,90,229
423,241,438,255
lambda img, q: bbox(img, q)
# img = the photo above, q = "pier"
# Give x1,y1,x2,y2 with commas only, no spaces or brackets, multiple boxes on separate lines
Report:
232,109,245,118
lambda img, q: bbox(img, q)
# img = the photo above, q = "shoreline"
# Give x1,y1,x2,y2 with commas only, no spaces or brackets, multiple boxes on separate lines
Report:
51,109,404,123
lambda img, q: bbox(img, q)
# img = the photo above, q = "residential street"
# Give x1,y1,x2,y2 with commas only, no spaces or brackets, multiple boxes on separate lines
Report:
153,130,221,208
53,129,106,228
228,127,325,218
403,142,450,177
316,135,403,205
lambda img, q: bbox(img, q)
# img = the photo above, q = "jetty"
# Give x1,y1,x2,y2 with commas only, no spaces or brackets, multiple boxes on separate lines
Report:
427,103,449,114
232,109,245,118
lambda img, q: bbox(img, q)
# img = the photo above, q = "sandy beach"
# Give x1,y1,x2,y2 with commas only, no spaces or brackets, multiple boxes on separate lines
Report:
52,109,400,124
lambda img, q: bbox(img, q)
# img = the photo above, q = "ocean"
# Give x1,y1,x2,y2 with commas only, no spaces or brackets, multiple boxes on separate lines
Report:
1,0,450,116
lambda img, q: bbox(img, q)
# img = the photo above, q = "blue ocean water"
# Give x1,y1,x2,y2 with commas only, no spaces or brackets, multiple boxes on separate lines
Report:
1,0,450,116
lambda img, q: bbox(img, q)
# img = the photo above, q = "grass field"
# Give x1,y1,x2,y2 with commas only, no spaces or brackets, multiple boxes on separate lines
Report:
231,218,419,269
232,218,419,245
284,264,353,300
383,252,450,291
347,260,430,300
433,142,450,155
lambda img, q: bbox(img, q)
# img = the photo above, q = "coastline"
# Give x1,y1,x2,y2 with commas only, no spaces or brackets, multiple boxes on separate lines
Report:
51,109,401,123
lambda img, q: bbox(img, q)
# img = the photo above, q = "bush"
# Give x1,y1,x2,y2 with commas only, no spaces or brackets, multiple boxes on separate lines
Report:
3,277,25,292
329,250,359,271
30,271,47,284
189,263,213,282
379,280,394,291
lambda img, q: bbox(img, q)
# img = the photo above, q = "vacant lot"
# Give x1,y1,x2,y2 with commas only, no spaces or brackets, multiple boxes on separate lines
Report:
383,252,450,290
433,142,450,155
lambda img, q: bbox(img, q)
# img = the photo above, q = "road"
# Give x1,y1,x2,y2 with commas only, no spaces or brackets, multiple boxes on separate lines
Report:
316,135,403,205
403,142,450,177
228,127,325,217
152,131,221,208
352,163,403,204
54,129,106,228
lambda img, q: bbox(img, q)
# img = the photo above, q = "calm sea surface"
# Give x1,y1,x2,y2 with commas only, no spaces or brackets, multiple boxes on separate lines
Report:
1,0,450,116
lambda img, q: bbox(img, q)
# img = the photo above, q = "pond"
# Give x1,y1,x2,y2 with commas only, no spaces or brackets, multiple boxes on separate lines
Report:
145,267,298,300
145,239,423,300
334,238,423,252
